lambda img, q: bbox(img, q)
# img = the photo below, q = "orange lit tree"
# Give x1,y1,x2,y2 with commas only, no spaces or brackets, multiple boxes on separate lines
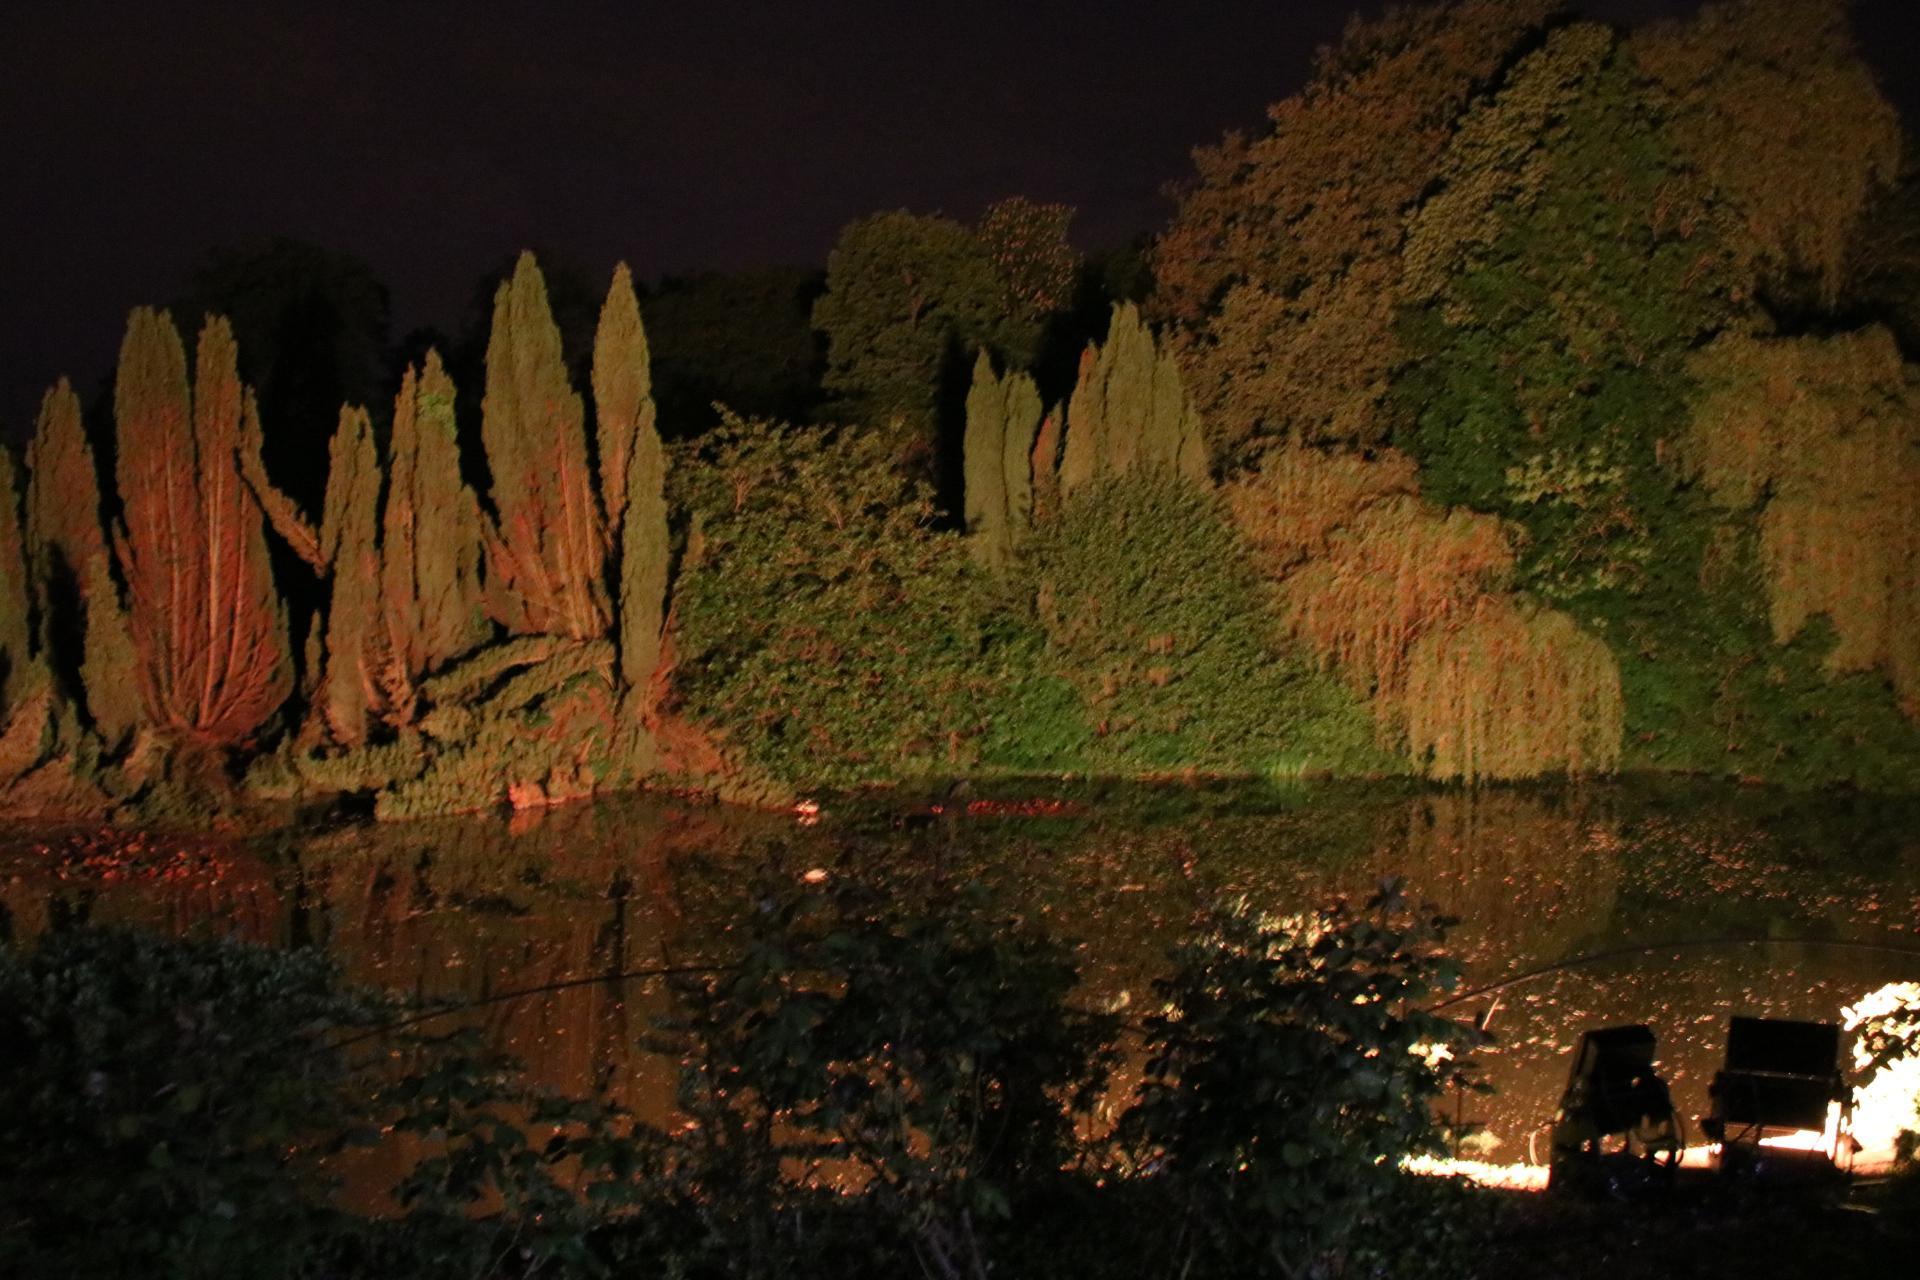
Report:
111,311,291,750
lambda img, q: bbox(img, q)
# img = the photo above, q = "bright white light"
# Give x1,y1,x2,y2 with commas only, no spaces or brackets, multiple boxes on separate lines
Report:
1402,1154,1550,1191
1843,981,1920,1156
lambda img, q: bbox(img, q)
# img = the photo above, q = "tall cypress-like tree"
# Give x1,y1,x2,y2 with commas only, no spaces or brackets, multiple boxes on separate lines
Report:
315,407,385,746
1058,304,1208,500
592,263,669,696
25,380,140,745
24,381,107,616
482,252,609,640
961,351,1043,567
0,447,34,714
963,351,1008,559
381,351,489,708
593,262,649,547
112,310,291,746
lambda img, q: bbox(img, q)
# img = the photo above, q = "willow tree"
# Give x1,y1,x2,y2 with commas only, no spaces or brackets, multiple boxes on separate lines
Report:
112,311,291,747
1228,444,1622,780
481,252,610,640
1404,602,1622,782
25,380,139,746
1685,328,1920,704
1633,0,1902,305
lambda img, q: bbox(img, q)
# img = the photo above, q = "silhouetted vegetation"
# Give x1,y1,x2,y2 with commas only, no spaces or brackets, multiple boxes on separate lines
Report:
0,872,1501,1279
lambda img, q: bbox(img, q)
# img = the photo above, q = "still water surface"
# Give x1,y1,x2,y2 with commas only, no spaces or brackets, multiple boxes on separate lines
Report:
6,779,1918,1174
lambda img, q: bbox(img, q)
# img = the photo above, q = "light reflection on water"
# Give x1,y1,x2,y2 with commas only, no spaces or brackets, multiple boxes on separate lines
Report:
3,780,1917,1179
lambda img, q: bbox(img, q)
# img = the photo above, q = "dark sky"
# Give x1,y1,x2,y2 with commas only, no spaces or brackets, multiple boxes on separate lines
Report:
3,0,1916,436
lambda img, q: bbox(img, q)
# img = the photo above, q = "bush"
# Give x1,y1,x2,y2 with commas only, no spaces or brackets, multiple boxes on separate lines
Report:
651,859,1116,1276
0,924,625,1278
0,871,1501,1279
1017,469,1385,778
672,415,1054,790
1120,881,1484,1280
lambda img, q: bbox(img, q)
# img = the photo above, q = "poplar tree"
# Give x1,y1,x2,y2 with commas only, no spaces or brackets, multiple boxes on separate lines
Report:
315,407,385,746
963,351,1008,562
1001,376,1040,543
0,448,33,714
482,252,609,640
112,311,291,747
961,351,1043,567
24,381,107,618
593,262,649,547
0,446,58,797
617,391,668,698
25,380,140,745
1058,304,1207,501
381,351,489,705
592,263,669,694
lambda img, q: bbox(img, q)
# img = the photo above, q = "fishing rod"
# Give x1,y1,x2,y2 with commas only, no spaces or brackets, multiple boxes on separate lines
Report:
1433,935,1920,1011
317,960,733,1055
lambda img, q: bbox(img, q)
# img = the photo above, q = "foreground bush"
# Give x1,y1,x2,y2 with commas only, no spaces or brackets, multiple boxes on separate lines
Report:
1,867,1486,1278
0,925,623,1278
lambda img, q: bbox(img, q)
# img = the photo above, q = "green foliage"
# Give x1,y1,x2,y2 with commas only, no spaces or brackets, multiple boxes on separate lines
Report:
1019,470,1385,777
380,639,620,818
0,926,372,1276
654,862,1114,1275
0,871,1556,1279
1121,882,1483,1280
672,413,1039,789
812,206,1073,468
1152,0,1559,454
642,266,824,437
1394,25,1735,607
1609,524,1920,790
0,923,650,1279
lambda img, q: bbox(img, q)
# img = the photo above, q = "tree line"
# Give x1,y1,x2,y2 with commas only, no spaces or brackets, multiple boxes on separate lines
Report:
4,0,1920,822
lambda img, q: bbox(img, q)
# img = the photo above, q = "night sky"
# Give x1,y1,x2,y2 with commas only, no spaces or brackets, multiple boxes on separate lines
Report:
4,0,1917,436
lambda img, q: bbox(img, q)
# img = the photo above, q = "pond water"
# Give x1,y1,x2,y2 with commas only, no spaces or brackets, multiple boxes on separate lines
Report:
5,778,1919,1180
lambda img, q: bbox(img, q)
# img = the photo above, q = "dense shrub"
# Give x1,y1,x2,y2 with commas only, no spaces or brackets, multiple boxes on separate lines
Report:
0,924,624,1278
0,865,1504,1279
650,860,1116,1276
671,413,1056,790
1017,469,1386,779
1122,882,1483,1279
